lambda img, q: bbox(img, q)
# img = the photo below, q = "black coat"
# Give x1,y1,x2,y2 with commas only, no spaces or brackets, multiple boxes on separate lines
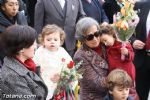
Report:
130,0,150,69
103,0,120,23
81,0,109,23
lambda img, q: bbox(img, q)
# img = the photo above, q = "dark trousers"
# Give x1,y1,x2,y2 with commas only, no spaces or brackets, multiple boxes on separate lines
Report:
135,55,150,100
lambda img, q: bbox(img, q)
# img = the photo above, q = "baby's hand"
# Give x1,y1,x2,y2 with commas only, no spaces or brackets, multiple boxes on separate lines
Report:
121,47,128,56
50,73,60,83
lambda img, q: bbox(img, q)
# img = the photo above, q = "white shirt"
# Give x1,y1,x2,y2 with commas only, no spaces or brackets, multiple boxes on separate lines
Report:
58,0,66,9
146,10,150,37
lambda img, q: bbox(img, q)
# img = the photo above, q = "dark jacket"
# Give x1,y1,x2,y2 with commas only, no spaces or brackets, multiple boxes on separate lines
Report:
1,57,48,100
73,45,108,100
103,0,120,23
130,0,150,69
103,93,134,100
0,11,27,33
81,0,109,23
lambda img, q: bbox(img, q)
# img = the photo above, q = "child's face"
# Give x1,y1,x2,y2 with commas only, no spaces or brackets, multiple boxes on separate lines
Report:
109,86,130,100
43,32,61,51
100,34,115,46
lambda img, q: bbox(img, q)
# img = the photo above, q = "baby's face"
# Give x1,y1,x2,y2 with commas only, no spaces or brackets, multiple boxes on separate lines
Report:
43,32,61,52
109,86,130,100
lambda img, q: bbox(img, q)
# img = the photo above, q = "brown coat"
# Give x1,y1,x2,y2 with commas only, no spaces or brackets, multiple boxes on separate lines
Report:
73,45,108,100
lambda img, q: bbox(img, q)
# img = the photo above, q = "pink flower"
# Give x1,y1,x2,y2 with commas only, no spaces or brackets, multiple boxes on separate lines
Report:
128,16,140,27
61,58,66,62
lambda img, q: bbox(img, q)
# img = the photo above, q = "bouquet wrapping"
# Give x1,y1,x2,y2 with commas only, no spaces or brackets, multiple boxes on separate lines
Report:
113,0,139,60
52,58,83,100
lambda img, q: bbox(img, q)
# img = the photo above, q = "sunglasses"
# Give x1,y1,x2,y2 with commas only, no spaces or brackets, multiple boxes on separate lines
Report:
84,31,100,41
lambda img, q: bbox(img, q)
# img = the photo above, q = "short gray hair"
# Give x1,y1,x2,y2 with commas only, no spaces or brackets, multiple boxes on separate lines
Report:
75,17,100,42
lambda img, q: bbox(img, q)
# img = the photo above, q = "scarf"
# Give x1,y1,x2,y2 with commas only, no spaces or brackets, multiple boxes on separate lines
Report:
15,57,36,72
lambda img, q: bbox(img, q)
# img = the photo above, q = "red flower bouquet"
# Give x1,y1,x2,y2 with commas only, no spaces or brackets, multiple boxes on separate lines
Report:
53,58,83,100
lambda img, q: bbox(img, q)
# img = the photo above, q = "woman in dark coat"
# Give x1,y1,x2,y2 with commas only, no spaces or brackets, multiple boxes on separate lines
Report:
0,0,27,33
74,17,108,100
0,0,27,66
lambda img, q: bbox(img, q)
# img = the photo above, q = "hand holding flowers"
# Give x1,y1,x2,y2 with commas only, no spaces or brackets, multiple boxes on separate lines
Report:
121,46,129,56
50,73,60,83
52,58,83,100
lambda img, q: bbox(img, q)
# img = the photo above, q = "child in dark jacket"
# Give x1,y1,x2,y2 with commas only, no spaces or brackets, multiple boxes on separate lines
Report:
103,69,133,100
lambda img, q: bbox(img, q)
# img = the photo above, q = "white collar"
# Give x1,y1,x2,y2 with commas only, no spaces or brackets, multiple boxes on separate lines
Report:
57,0,66,9
146,10,150,36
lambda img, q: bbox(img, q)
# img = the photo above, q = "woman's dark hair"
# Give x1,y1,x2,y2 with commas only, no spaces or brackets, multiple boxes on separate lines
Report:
0,0,7,6
0,0,20,5
0,0,20,10
0,25,37,57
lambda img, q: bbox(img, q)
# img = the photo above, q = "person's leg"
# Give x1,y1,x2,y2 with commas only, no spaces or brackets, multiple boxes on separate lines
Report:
136,67,150,100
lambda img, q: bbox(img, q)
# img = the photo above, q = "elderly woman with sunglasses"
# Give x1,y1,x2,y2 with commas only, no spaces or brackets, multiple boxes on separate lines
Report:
73,17,108,100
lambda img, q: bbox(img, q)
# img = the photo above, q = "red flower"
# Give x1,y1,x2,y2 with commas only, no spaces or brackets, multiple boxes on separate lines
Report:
67,61,74,69
53,91,64,100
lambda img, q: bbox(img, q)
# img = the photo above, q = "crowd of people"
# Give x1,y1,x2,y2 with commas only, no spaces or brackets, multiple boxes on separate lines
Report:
0,0,150,100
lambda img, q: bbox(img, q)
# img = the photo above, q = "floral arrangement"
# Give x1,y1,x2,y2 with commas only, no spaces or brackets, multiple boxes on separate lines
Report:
113,0,139,41
53,58,83,100
113,0,139,60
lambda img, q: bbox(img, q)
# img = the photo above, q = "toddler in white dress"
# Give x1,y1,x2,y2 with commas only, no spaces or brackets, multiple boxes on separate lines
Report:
33,24,72,99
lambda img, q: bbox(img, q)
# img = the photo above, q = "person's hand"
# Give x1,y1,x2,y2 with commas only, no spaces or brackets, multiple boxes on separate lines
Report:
50,73,60,83
132,40,145,50
121,47,129,56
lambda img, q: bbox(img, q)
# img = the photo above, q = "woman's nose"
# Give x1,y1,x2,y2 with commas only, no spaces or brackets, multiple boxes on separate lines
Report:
13,4,19,11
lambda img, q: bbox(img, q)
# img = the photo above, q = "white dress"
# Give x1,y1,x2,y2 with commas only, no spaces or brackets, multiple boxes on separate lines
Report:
33,46,72,99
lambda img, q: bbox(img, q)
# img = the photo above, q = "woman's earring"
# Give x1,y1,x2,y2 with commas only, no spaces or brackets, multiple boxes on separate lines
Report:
20,49,24,53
